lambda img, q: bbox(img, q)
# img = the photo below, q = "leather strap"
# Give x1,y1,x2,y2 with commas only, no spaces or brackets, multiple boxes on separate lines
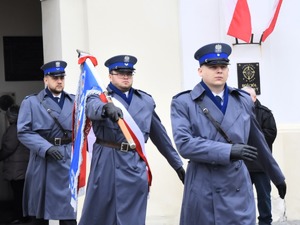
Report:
36,95,68,137
197,101,232,144
47,138,72,146
95,138,134,152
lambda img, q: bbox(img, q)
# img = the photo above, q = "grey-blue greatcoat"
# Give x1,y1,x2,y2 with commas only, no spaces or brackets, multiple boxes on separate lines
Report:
79,87,183,225
17,89,76,220
171,83,285,225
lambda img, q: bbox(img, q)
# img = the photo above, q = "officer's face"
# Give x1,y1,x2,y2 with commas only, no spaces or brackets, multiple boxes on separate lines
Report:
44,75,65,95
109,70,134,92
198,64,229,93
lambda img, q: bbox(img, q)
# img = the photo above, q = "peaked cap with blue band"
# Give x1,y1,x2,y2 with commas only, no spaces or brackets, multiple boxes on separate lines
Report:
104,55,137,72
41,60,67,76
194,43,231,66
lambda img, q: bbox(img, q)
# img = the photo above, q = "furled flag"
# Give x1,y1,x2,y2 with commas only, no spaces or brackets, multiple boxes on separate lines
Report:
261,0,283,42
70,52,104,211
70,51,152,212
225,0,252,43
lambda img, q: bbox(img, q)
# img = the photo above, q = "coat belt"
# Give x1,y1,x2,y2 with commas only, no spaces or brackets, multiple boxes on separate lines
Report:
95,138,134,152
47,137,72,146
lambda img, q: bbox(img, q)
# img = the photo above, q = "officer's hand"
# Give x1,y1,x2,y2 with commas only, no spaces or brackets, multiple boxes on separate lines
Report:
102,102,123,122
176,166,185,184
230,144,257,162
276,181,287,199
46,146,63,160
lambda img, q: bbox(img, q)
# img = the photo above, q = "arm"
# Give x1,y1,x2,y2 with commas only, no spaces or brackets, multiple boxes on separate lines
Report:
149,110,185,183
170,96,231,165
17,97,52,157
149,110,183,170
261,112,277,148
0,125,19,160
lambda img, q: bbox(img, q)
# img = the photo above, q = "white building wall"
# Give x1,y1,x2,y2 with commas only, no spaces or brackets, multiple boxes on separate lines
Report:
40,0,300,224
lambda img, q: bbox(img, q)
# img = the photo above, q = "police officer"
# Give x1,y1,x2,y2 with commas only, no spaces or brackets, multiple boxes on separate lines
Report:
170,43,286,225
78,55,185,225
17,61,77,225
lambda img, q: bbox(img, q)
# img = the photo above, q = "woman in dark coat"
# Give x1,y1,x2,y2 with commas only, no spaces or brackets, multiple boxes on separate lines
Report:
0,104,30,223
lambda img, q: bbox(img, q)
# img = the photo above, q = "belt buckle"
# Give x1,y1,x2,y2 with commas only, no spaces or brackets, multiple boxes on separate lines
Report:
120,142,129,152
54,138,62,146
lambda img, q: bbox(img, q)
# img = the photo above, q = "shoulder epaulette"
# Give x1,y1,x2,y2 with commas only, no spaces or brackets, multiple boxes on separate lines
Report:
24,93,37,99
236,88,250,96
173,90,191,99
135,89,152,97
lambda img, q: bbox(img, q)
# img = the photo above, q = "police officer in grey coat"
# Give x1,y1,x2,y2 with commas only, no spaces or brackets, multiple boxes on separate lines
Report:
78,55,185,225
170,43,286,225
17,61,76,225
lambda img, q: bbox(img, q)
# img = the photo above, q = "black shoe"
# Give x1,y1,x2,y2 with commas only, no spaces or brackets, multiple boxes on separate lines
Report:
9,219,22,224
10,217,31,224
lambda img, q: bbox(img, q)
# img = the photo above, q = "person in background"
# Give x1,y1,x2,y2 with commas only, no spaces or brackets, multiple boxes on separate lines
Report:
0,104,30,224
78,54,185,225
17,61,76,225
242,86,277,225
170,42,286,225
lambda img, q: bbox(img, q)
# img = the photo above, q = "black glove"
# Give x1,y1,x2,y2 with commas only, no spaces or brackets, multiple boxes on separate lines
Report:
102,102,123,122
46,146,63,160
176,167,185,184
230,144,257,162
276,181,287,199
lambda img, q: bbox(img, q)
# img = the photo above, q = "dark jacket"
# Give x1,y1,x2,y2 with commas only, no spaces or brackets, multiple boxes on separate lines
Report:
246,99,277,172
0,123,30,180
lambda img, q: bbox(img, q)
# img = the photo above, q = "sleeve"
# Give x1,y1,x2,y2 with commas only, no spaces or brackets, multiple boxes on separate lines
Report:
86,94,106,120
0,125,19,160
149,110,183,170
17,97,52,158
261,111,277,149
170,96,231,165
248,111,285,185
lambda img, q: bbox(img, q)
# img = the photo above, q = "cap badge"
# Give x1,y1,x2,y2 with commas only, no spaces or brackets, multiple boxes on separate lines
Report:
215,44,222,53
123,55,130,66
55,61,60,69
124,56,130,63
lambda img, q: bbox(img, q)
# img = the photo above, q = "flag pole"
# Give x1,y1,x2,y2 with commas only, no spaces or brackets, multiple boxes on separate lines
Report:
105,93,136,149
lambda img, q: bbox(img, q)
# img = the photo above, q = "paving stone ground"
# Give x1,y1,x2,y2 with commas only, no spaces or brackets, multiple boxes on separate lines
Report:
273,221,300,225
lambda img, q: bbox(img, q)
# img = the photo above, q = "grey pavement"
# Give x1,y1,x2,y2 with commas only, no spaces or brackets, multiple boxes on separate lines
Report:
273,221,300,225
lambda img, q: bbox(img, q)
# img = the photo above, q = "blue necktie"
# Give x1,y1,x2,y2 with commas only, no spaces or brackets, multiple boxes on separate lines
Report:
54,97,60,103
215,96,222,105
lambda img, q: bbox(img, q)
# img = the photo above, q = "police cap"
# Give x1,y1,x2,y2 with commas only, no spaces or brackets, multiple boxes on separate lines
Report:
194,43,231,66
104,55,137,72
41,60,67,76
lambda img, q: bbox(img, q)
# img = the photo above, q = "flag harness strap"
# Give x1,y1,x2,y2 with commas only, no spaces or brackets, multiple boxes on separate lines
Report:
37,95,68,137
197,100,232,144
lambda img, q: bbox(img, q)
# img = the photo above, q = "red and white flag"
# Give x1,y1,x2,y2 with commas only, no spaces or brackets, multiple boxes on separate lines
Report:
225,0,252,43
261,0,283,42
223,0,283,43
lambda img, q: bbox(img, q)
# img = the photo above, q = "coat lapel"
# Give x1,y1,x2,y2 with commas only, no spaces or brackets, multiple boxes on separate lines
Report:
127,93,145,119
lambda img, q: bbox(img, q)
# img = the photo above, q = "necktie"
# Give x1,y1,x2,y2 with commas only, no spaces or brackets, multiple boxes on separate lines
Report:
215,96,222,105
54,97,60,103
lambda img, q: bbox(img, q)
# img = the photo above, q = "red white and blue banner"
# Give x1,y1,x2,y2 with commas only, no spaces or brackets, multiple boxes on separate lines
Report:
70,52,152,212
70,53,105,211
